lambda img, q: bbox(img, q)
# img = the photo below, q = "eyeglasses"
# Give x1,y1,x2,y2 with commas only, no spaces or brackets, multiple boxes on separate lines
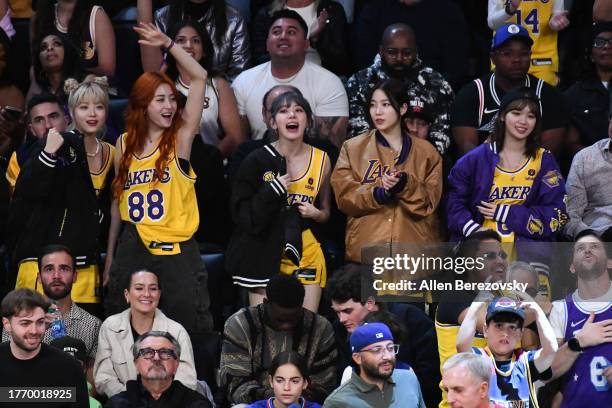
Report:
482,251,508,261
593,38,612,48
384,48,414,58
137,348,177,360
360,344,400,356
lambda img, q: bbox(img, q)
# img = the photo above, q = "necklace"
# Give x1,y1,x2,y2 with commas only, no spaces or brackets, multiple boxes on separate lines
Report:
86,138,101,157
54,4,69,34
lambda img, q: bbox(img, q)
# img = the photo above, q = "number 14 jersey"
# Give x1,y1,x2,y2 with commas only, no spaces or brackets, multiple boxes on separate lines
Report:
118,133,199,255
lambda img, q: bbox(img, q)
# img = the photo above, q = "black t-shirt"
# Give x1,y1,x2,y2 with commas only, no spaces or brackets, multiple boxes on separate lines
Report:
451,72,568,144
0,342,89,407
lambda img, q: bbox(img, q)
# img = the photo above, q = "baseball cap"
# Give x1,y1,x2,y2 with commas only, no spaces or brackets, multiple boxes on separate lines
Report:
486,297,525,324
350,322,394,352
50,336,87,364
492,24,533,51
499,87,540,115
405,96,432,123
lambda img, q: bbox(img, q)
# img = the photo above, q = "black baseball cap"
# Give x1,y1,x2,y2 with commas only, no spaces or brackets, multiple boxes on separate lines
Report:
500,87,540,115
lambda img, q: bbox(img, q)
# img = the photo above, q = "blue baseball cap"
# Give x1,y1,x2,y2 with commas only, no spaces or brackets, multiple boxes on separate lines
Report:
486,297,526,324
492,24,534,51
350,322,394,352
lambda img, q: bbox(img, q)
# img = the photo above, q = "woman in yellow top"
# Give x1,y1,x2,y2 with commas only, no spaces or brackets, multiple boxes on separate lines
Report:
14,77,114,314
228,91,331,312
104,22,213,333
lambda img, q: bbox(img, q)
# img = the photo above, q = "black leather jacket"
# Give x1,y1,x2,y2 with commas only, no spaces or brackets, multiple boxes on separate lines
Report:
155,4,251,81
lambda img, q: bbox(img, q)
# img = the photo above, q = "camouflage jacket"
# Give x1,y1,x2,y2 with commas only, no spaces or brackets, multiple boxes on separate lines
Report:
345,55,454,154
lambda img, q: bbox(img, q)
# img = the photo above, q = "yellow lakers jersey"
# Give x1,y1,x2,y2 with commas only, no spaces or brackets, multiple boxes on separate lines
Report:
286,146,328,206
483,148,544,242
91,141,115,196
118,133,199,255
280,146,328,282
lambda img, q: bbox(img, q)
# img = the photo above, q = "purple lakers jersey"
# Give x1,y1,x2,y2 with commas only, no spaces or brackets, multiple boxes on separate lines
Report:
562,294,612,407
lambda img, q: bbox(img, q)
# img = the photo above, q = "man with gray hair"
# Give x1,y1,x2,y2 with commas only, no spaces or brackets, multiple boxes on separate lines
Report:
105,331,211,408
441,352,493,408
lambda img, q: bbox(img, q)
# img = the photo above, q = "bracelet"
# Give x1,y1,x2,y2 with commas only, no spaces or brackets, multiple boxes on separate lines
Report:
162,40,175,53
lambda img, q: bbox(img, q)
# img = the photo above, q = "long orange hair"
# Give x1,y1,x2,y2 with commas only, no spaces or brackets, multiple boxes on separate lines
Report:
112,72,184,198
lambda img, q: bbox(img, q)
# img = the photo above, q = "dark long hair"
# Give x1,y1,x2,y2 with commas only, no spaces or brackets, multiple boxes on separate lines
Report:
269,351,310,382
489,98,541,158
32,33,84,95
165,19,217,80
269,90,314,134
33,0,94,60
167,0,227,46
366,78,409,133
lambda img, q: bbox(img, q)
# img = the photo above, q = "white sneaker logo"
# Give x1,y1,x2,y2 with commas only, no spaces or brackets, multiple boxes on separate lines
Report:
484,108,499,114
570,318,586,328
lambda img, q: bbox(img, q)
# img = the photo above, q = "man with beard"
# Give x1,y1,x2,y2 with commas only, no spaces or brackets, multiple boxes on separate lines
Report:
323,322,425,407
2,244,101,381
345,23,454,155
549,230,612,406
105,331,212,408
0,288,89,407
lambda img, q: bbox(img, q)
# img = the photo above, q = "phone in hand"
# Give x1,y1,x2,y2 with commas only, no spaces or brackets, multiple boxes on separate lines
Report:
3,106,23,120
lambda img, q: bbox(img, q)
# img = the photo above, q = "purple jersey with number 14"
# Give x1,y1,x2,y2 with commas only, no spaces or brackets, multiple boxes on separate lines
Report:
561,294,612,407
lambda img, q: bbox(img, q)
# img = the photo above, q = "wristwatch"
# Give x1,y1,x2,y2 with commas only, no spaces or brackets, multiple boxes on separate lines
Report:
568,337,583,353
505,0,517,15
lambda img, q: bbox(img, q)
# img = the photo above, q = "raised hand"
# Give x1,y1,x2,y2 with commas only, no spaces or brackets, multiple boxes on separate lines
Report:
309,8,329,41
44,128,64,155
133,22,172,49
549,11,570,31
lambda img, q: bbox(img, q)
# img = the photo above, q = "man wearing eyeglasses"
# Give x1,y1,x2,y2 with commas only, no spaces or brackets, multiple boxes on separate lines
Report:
452,23,567,157
345,23,454,156
105,331,212,408
323,322,425,407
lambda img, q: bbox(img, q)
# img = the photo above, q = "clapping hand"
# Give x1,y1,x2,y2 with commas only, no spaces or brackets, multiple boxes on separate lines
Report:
549,11,570,31
310,8,329,41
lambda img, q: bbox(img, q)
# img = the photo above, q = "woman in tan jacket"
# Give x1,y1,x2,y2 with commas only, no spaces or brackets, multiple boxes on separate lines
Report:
331,79,443,264
93,269,197,397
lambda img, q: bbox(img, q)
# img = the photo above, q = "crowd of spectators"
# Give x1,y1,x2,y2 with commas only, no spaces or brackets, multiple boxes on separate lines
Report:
0,0,611,407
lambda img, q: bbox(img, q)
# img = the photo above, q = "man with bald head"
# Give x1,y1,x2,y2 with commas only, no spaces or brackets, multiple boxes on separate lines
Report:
346,23,454,155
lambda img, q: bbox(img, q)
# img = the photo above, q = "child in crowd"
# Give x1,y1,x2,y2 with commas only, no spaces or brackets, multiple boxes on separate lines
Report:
456,296,558,407
248,351,322,408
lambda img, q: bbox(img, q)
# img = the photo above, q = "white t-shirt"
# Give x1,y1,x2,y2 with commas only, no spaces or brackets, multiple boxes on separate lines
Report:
548,281,612,340
231,60,348,140
286,3,321,65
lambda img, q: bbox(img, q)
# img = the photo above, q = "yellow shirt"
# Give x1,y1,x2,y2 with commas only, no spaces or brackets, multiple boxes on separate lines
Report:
118,133,199,255
91,141,115,196
279,146,328,285
483,148,543,242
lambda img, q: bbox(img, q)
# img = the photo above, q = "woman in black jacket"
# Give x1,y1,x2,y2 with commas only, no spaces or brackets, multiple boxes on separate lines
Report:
252,0,350,76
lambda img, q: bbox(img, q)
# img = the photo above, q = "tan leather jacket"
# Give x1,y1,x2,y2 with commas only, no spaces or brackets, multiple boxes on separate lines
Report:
331,131,443,262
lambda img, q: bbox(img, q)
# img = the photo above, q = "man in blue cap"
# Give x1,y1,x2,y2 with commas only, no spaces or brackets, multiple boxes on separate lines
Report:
451,23,567,158
323,322,425,407
456,296,558,407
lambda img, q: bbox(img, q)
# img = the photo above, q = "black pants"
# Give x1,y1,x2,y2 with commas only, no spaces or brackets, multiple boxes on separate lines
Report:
105,223,213,333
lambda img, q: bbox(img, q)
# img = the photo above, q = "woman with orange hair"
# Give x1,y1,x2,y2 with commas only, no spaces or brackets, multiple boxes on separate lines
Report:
103,22,212,333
